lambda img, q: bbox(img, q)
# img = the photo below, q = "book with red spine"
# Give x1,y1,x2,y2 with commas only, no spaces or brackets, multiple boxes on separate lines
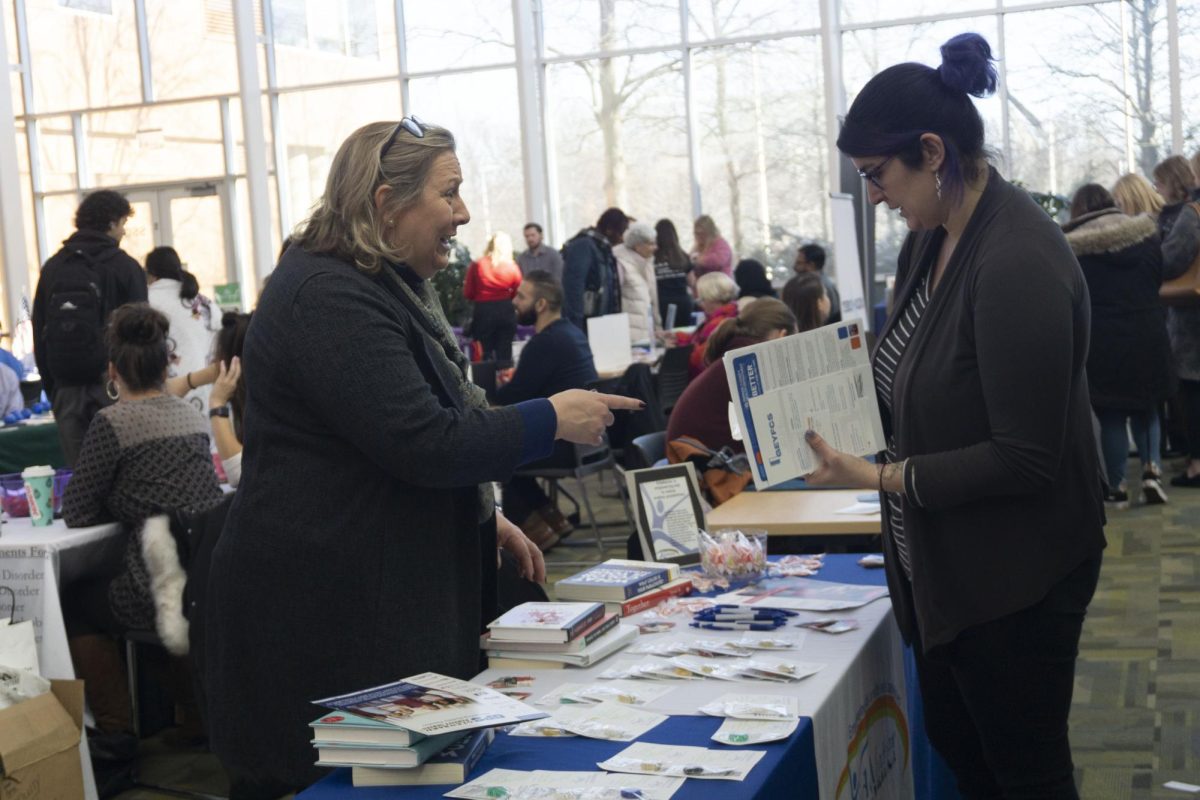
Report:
608,576,694,617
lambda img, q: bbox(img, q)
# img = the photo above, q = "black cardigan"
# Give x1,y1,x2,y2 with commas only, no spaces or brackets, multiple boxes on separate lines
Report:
877,168,1106,652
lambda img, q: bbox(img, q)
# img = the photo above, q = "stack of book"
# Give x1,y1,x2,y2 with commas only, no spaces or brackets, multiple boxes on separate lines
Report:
482,601,637,669
311,714,492,786
309,672,545,787
554,558,693,617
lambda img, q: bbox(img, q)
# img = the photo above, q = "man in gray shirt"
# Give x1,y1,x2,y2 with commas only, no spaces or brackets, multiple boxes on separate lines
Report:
517,222,563,283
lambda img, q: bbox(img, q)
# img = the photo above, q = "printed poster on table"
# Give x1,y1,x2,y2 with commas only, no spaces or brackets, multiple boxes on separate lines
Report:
313,672,547,736
625,463,705,566
723,320,885,489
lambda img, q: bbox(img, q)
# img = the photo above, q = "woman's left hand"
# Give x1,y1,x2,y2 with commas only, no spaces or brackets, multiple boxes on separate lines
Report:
803,430,877,489
496,510,546,584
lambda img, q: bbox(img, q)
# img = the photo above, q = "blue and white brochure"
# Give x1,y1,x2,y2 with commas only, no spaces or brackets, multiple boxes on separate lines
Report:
723,320,885,489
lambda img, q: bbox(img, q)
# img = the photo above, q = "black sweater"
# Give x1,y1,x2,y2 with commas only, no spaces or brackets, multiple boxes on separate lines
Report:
878,168,1107,652
494,318,598,405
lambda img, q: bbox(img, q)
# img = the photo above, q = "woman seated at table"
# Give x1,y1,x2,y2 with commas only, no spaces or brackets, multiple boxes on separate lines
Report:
676,271,739,379
666,298,797,454
62,303,223,743
781,271,833,332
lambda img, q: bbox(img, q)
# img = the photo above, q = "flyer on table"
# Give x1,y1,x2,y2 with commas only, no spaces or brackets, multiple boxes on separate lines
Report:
313,672,547,736
723,320,885,489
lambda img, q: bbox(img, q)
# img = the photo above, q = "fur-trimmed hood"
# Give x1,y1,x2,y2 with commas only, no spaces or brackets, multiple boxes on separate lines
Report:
1062,208,1158,257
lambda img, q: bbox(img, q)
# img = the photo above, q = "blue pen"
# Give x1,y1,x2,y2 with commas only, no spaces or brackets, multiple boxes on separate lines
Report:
694,612,790,623
713,604,800,617
690,621,785,631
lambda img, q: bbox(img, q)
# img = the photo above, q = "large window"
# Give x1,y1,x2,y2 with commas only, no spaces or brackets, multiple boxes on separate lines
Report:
542,0,681,57
693,37,828,279
546,52,691,242
272,0,397,88
403,0,514,72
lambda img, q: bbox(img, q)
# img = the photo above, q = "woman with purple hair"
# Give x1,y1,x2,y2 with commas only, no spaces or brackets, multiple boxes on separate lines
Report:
803,33,1105,797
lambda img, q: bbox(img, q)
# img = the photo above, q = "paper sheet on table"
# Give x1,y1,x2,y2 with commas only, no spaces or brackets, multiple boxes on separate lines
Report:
598,742,766,781
698,693,800,721
550,700,668,740
835,501,882,515
716,577,889,611
446,768,684,800
711,717,799,745
723,320,885,489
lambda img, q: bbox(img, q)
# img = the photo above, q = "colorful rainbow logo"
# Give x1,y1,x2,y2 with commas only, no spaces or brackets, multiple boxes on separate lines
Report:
834,693,910,799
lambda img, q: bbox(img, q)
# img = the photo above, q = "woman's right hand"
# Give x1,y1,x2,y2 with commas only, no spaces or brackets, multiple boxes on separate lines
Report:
549,389,644,445
209,357,241,409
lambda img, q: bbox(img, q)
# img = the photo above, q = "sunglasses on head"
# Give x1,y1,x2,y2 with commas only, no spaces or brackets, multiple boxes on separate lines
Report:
380,115,427,160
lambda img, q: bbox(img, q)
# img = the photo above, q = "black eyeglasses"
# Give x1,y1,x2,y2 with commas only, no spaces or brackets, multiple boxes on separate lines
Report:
857,155,895,190
380,115,427,160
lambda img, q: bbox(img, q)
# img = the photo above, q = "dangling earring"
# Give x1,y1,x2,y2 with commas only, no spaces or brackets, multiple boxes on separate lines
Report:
935,172,943,201
105,379,119,401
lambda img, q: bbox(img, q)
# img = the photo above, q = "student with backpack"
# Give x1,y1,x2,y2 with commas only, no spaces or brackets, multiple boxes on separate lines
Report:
32,189,148,465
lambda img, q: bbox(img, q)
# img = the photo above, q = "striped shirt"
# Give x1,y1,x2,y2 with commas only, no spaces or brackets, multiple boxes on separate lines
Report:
873,273,933,580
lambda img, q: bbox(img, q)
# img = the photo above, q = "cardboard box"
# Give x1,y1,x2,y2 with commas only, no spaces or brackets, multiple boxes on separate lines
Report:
0,681,85,800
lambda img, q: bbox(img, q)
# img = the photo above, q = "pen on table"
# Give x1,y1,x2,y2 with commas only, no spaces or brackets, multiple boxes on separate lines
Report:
690,621,784,631
713,604,799,616
694,610,791,622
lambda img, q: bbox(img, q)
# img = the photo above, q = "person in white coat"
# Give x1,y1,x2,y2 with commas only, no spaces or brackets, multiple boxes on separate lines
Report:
145,247,217,415
613,221,660,345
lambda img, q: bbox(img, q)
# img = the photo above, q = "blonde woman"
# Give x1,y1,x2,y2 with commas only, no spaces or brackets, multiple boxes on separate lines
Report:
690,214,733,278
464,230,522,363
1112,173,1165,217
204,118,641,794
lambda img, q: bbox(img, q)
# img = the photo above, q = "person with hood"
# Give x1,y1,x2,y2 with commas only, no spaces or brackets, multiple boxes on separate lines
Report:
32,189,148,465
1064,183,1172,506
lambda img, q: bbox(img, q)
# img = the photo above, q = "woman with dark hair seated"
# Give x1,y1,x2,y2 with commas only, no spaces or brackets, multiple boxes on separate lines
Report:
62,303,223,748
733,258,776,310
666,298,796,454
1063,183,1171,507
781,271,832,332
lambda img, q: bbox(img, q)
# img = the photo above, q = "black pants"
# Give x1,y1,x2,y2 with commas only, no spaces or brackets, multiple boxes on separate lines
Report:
913,555,1101,800
51,382,111,467
470,300,517,365
502,441,576,523
1179,378,1200,460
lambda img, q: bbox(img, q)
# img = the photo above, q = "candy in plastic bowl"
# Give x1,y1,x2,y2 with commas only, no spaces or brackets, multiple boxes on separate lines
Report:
0,473,30,517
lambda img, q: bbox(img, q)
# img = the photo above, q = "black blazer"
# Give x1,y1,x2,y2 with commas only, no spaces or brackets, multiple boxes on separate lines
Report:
876,169,1107,652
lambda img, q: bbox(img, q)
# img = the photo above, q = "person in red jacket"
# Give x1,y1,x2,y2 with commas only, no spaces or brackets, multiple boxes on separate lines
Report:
464,231,523,364
675,272,739,378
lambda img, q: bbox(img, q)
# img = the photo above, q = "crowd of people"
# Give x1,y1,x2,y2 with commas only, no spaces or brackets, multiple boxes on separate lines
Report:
8,25,1200,800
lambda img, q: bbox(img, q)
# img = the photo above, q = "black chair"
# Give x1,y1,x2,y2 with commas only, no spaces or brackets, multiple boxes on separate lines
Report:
655,344,693,417
470,360,498,400
627,431,667,470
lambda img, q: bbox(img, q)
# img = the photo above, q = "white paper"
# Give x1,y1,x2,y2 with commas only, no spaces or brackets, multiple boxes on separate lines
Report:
507,718,578,737
698,693,800,721
716,577,889,612
587,313,633,373
550,700,669,741
598,742,766,781
534,683,594,707
1164,781,1200,794
712,717,799,745
835,501,882,515
573,680,677,706
724,320,885,488
447,769,685,800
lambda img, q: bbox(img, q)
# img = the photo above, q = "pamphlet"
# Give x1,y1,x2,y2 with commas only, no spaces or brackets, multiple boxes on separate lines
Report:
598,742,766,781
549,700,668,741
446,768,684,800
724,320,885,488
716,577,889,612
711,717,799,745
313,672,547,736
698,693,800,721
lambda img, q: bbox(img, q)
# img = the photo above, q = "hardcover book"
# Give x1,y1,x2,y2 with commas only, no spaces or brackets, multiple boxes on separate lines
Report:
314,730,461,768
486,602,606,643
480,612,618,653
309,711,426,747
485,623,638,668
555,560,672,602
349,729,494,786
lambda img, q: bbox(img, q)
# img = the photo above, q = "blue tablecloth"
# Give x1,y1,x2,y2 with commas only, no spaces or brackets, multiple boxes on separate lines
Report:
300,555,958,800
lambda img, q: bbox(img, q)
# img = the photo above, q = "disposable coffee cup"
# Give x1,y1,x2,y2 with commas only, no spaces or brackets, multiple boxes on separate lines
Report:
22,465,55,527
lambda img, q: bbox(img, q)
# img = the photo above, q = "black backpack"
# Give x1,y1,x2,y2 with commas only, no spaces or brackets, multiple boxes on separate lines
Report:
42,248,109,384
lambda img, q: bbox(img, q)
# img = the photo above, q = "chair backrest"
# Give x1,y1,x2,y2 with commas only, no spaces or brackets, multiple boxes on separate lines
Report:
628,431,667,470
656,344,694,416
470,360,498,397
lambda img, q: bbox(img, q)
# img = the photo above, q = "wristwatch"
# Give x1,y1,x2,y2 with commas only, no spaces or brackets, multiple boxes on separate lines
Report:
209,406,231,419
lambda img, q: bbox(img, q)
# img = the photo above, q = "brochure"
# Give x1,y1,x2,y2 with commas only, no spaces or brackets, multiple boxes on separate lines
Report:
698,693,799,721
716,577,889,612
598,742,766,781
313,672,547,736
723,320,885,488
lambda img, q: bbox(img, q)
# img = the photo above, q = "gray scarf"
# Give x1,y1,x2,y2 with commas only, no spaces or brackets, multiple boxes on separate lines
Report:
381,265,495,522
